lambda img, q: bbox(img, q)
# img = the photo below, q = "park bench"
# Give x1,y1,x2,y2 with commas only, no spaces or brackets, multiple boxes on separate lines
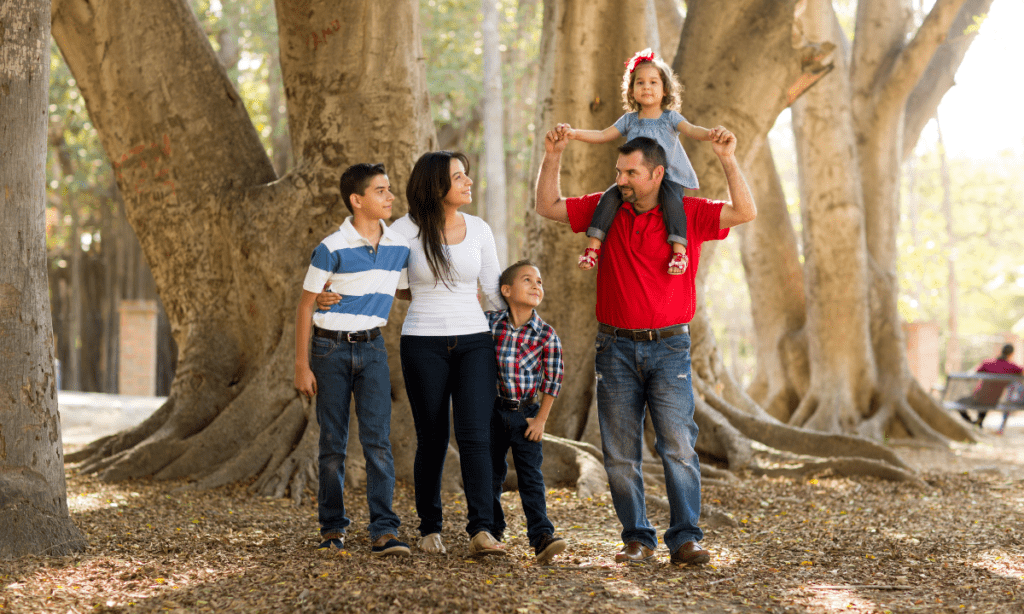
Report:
937,372,1024,420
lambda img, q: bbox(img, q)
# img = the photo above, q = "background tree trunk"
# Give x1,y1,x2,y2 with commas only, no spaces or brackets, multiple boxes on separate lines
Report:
55,0,436,499
481,0,508,266
0,0,88,558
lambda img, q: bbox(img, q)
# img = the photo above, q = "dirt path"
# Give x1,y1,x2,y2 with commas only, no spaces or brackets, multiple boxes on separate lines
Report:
2,424,1022,613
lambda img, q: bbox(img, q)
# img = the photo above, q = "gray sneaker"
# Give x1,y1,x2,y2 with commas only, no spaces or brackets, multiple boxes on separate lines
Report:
418,532,446,554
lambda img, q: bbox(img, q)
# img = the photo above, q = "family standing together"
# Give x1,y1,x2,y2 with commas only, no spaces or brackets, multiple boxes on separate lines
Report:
293,48,756,567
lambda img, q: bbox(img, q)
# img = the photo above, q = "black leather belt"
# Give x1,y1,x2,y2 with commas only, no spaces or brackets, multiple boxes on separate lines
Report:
598,323,689,341
496,395,538,411
314,326,381,343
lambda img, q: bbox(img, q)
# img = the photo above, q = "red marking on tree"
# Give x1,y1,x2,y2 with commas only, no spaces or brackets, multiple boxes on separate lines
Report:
306,20,341,50
114,134,176,195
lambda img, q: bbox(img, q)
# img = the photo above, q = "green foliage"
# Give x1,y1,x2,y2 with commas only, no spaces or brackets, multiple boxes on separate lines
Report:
47,43,116,257
897,148,1024,343
420,0,543,257
191,0,286,164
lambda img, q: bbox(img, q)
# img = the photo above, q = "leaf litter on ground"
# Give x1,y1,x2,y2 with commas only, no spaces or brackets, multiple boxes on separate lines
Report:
2,431,1023,613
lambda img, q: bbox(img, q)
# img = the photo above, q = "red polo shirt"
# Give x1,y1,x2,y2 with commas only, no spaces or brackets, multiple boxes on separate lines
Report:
566,192,728,329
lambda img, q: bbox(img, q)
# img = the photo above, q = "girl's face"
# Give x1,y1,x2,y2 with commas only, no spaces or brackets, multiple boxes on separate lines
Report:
630,64,665,110
442,158,473,209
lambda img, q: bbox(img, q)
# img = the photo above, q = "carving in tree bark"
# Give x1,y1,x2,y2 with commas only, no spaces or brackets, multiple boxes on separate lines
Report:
0,0,88,558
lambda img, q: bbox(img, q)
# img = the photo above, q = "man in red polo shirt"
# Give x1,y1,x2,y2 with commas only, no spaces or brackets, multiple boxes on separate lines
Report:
534,129,755,567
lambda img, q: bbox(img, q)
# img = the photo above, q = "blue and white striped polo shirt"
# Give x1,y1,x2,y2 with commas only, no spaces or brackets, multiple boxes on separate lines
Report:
302,217,410,332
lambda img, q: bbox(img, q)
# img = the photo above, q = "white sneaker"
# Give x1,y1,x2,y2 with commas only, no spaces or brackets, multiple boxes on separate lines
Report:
418,532,446,554
469,531,507,557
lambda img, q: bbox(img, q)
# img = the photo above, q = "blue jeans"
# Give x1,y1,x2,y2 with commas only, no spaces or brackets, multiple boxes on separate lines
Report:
490,401,554,548
594,330,703,553
400,333,497,537
311,334,400,540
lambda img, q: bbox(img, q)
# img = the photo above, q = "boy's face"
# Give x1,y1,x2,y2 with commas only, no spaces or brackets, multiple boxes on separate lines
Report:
352,174,395,220
501,265,544,310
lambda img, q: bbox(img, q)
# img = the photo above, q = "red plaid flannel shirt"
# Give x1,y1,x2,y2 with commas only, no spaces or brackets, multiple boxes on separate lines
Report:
486,309,563,401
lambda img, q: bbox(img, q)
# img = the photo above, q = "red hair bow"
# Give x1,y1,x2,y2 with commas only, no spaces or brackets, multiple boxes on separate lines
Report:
626,48,655,73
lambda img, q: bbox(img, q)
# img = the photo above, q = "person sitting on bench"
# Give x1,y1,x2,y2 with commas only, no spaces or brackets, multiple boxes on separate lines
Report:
958,343,1022,428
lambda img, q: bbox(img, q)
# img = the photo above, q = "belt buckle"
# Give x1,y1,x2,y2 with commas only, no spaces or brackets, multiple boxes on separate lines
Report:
635,329,654,341
346,331,362,343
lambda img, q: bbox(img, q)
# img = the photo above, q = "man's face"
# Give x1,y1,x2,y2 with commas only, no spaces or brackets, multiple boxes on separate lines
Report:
354,174,395,220
615,151,659,205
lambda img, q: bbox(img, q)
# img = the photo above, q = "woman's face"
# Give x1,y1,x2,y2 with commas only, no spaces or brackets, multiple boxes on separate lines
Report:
442,158,473,209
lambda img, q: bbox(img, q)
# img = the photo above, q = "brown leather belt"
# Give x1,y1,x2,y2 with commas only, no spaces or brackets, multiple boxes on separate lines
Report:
314,326,381,343
598,323,689,342
495,395,538,411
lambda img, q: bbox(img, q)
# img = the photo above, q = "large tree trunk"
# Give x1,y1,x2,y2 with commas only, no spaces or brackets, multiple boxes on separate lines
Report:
525,0,653,441
0,0,88,558
741,0,983,444
56,0,436,499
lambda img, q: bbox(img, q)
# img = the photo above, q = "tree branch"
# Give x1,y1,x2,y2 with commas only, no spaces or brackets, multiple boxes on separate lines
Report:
902,0,995,158
874,0,969,120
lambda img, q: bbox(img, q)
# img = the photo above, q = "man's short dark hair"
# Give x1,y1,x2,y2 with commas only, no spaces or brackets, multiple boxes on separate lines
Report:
499,259,540,308
339,163,387,214
618,137,667,174
1001,343,1015,358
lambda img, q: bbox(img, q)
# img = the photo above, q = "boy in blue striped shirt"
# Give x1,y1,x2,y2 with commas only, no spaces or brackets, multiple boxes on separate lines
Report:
294,163,411,557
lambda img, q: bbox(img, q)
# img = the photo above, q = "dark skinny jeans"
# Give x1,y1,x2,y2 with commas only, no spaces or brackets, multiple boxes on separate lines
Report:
400,332,498,537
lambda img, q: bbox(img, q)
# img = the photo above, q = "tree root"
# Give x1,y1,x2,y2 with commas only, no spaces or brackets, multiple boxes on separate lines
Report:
65,395,176,464
540,433,608,499
907,379,977,442
252,412,319,504
749,457,927,487
694,392,754,469
183,398,308,494
694,377,914,474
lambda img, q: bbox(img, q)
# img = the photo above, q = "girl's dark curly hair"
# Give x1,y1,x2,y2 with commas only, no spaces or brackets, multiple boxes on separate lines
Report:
621,54,683,113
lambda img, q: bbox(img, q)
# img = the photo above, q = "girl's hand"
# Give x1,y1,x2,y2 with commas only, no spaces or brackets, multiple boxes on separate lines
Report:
524,416,547,442
709,126,729,142
556,123,575,139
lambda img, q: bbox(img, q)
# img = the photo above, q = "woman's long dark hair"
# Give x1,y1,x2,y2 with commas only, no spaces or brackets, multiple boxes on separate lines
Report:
406,151,470,288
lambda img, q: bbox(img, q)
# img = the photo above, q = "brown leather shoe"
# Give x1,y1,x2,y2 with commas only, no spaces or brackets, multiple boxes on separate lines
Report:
670,541,710,566
614,541,655,563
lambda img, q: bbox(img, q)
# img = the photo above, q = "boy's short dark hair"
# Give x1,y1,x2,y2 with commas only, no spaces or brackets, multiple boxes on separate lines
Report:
618,137,667,174
339,163,387,214
499,259,540,308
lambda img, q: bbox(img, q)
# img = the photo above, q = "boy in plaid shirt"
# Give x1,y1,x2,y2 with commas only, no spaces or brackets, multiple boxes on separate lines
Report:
486,259,567,564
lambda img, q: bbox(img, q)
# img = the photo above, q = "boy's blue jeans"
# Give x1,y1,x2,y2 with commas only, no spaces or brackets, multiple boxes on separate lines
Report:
310,333,400,541
490,400,554,548
594,330,703,554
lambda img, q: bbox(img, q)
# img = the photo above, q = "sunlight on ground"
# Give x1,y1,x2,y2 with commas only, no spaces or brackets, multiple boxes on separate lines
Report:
974,549,1024,581
68,489,140,513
